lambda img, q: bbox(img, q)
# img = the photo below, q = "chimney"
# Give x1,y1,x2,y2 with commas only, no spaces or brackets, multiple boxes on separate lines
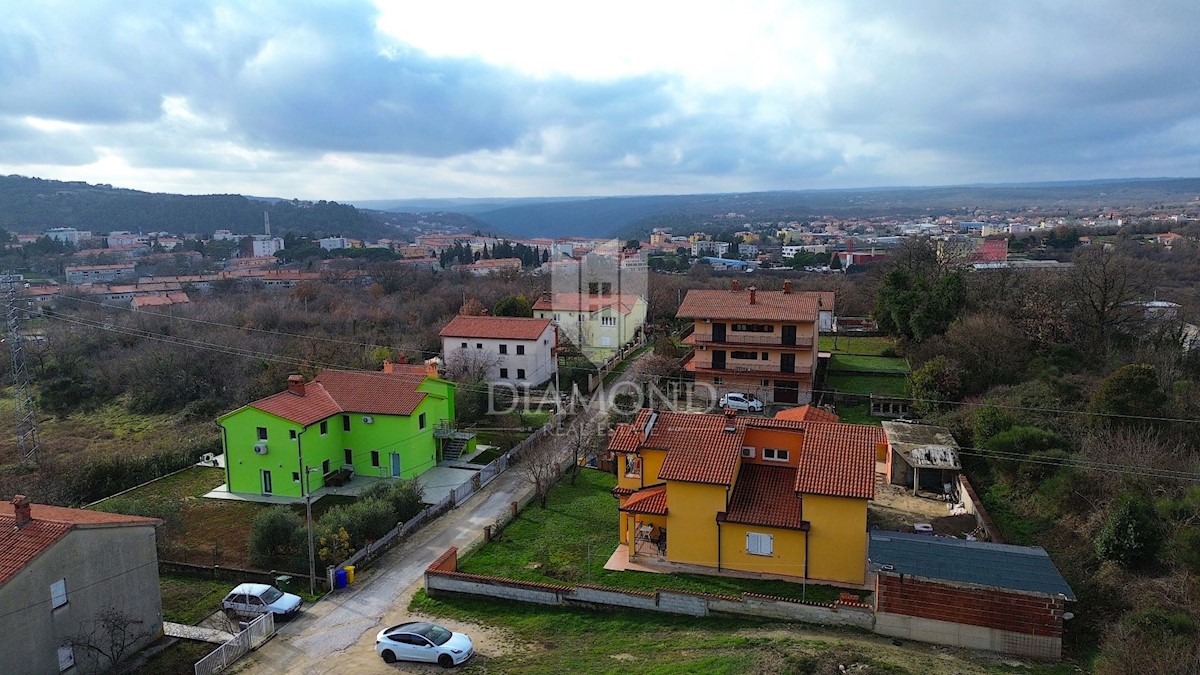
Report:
749,286,757,304
12,495,31,529
731,280,741,292
382,360,394,374
783,280,792,295
286,374,306,396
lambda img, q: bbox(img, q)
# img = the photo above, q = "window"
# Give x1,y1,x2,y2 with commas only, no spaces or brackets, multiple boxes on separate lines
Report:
761,379,770,387
58,645,74,672
761,352,769,360
747,532,774,556
461,342,467,348
730,351,757,360
256,427,268,441
516,345,525,355
602,316,616,327
371,451,380,467
517,369,526,379
292,471,300,483
51,579,68,609
763,448,790,462
500,368,509,378
731,323,774,333
343,415,351,432
554,314,560,321
289,429,297,440
322,459,330,474
499,344,508,354
319,421,328,436
624,454,641,477
741,446,756,458
540,313,545,318
713,376,723,385
578,314,585,321
476,343,483,349
419,413,427,430
344,448,353,465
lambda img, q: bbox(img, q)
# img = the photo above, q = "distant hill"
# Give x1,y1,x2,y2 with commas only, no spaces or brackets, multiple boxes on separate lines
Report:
365,178,1200,239
0,175,395,241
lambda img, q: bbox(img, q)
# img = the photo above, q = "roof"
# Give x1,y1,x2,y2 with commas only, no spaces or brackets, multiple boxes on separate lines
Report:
882,421,961,470
0,502,160,585
775,405,840,424
724,465,804,529
609,410,878,499
439,315,553,341
245,368,430,426
676,288,825,322
868,531,1076,600
533,293,642,315
619,485,668,515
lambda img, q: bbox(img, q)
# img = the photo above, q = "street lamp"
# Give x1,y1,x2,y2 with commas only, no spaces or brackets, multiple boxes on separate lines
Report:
304,466,320,596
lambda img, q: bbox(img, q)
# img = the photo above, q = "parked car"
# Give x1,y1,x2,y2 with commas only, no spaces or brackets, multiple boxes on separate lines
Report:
375,621,474,668
220,583,302,621
719,392,764,412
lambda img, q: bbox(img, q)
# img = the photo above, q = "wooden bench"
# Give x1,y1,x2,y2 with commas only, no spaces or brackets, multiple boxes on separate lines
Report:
324,467,353,487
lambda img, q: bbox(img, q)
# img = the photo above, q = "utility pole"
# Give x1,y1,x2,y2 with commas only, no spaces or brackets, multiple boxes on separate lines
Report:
305,466,319,596
4,274,40,465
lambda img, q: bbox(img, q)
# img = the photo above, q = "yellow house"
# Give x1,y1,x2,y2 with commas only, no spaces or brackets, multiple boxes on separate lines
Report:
610,409,882,586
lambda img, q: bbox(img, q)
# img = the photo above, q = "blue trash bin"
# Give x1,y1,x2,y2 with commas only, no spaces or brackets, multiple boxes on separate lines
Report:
335,568,348,589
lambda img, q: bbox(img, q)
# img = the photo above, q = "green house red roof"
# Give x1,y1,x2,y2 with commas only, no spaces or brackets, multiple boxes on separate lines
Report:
244,365,432,426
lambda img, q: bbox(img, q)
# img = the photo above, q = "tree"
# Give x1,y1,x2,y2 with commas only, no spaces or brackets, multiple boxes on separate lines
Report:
493,294,533,317
249,507,305,568
64,608,153,672
873,239,964,342
1089,363,1167,425
562,409,606,484
459,297,487,316
1096,493,1160,568
513,436,565,507
943,312,1028,395
909,355,962,416
1066,248,1151,354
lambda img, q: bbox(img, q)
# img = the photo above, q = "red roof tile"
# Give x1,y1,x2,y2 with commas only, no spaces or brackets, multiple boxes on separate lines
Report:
0,502,159,585
725,465,804,529
439,315,553,341
647,412,745,485
791,422,882,500
533,293,641,315
676,289,825,322
619,485,668,515
247,368,430,426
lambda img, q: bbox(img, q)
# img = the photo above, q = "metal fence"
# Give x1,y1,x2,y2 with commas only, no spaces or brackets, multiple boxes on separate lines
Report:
329,413,563,578
193,612,275,675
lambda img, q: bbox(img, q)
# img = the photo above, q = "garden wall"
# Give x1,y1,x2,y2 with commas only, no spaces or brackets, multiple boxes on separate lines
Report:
957,475,1004,543
424,549,873,629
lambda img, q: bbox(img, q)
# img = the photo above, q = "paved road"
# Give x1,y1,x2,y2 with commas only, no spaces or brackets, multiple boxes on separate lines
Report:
234,350,650,674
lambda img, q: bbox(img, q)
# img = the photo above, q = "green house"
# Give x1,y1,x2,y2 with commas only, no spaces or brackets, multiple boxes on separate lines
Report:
217,363,458,499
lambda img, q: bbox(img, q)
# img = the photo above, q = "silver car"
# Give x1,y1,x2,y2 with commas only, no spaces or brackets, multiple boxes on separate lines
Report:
719,392,764,412
220,583,302,621
375,621,474,667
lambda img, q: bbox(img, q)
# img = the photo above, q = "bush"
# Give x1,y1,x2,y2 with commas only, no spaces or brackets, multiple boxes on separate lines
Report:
971,403,1015,446
314,523,353,567
51,438,218,505
910,355,961,416
358,479,425,523
1095,494,1160,568
249,508,305,568
984,425,1064,479
1174,526,1200,574
1018,449,1071,484
319,498,395,549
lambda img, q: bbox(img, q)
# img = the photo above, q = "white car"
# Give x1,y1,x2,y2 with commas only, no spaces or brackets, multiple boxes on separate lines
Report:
376,621,474,668
719,392,764,412
220,583,302,621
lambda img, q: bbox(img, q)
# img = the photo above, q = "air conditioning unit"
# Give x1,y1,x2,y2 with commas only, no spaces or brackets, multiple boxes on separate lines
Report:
361,416,374,424
200,452,215,463
253,442,269,455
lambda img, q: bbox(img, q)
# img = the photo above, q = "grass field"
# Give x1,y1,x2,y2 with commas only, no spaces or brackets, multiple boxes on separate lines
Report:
833,403,882,426
818,336,894,355
825,373,910,398
828,354,910,374
458,469,853,605
160,574,231,625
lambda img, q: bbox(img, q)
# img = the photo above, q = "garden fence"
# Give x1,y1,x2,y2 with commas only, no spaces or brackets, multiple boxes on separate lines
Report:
193,611,274,675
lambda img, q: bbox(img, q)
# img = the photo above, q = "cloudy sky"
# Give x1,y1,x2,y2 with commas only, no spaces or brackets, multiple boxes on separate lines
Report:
3,1,1199,200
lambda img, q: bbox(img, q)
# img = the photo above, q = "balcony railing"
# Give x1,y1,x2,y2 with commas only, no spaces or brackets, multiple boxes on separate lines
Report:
693,332,814,348
692,361,814,375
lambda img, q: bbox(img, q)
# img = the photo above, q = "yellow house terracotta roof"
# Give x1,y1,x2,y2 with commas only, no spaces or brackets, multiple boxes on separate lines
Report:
618,485,668,515
724,465,804,529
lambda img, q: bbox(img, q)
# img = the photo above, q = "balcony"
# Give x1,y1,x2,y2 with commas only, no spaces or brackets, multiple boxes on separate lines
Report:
691,332,814,348
686,360,814,377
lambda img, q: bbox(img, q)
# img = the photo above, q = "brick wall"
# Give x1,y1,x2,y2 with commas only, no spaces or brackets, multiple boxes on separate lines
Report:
957,475,1003,543
875,573,1064,638
428,546,459,572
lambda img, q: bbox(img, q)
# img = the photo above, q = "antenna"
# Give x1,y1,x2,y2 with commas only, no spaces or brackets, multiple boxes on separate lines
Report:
3,274,41,465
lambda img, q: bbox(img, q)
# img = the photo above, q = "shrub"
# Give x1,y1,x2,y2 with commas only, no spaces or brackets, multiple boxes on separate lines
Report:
319,498,396,549
314,523,353,567
910,355,962,416
1095,494,1160,568
1018,449,1071,484
51,439,218,505
358,479,425,523
971,403,1015,446
249,508,305,568
1174,527,1200,574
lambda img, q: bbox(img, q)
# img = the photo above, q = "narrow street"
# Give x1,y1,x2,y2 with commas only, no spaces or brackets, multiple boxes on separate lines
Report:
234,349,651,674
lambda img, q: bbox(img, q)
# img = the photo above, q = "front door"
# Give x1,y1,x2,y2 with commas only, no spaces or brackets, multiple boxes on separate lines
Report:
712,350,726,370
712,322,726,343
261,470,273,495
391,453,401,477
781,324,796,346
780,353,796,373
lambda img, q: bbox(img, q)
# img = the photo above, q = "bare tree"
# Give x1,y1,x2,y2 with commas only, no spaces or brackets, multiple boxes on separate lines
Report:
562,408,607,484
441,349,500,383
513,436,566,507
1067,248,1153,354
64,608,153,673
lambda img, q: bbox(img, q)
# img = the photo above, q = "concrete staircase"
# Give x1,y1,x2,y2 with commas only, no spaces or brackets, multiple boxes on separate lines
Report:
443,437,468,461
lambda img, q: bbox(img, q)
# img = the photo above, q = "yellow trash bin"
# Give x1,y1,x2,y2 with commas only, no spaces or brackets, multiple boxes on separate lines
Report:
345,565,355,584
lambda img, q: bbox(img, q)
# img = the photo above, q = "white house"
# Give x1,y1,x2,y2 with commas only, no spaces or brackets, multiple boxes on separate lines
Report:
691,240,730,257
319,237,350,251
439,315,558,387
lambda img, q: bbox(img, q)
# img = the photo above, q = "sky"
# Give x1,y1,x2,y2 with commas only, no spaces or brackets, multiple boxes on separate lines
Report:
2,1,1200,201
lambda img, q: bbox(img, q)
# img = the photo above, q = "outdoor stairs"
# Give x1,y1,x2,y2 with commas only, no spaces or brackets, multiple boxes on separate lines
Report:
443,437,468,461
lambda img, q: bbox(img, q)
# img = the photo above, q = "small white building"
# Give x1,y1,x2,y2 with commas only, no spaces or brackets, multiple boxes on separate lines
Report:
247,235,284,257
691,240,730,257
439,315,558,387
45,227,88,245
212,229,239,241
319,237,350,251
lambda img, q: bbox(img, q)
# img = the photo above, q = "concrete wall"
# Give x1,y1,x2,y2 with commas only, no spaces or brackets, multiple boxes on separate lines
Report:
874,572,1064,660
0,525,162,675
956,474,1003,543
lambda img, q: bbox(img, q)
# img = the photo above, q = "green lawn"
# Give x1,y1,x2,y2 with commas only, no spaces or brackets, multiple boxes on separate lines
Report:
160,574,231,625
459,469,853,605
825,373,910,398
139,639,213,675
833,403,882,426
828,354,910,375
818,336,894,355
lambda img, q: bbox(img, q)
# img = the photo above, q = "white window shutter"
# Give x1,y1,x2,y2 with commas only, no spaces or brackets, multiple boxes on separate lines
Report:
51,579,67,609
58,645,74,671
